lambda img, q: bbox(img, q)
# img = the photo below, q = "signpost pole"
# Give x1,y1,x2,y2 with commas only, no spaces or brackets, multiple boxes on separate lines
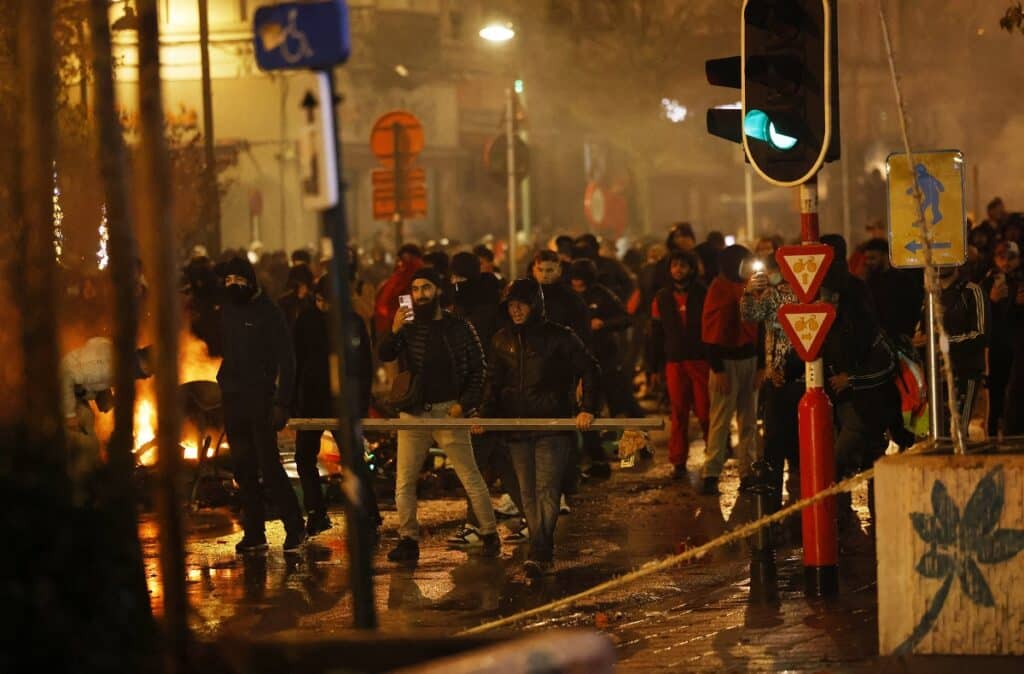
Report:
392,121,404,251
505,87,517,279
322,68,377,630
797,175,838,597
926,292,942,440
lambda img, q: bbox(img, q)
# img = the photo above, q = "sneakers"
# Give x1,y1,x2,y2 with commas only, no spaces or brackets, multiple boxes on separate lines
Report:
504,520,530,544
283,529,307,552
234,533,268,555
480,532,501,558
494,493,520,518
700,476,720,495
523,560,554,579
672,464,687,480
387,537,420,563
559,495,571,515
446,524,483,549
306,512,333,537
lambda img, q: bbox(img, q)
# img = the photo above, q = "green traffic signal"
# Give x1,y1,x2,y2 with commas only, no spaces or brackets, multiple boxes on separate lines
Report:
744,109,798,151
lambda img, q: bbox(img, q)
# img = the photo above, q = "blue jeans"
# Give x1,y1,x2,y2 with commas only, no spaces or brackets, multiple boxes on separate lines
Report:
508,434,570,563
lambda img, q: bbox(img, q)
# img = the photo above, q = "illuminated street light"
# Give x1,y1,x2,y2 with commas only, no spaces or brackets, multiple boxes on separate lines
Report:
479,22,515,42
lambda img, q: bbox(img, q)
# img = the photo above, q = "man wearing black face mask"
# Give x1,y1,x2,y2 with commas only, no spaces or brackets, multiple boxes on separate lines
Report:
218,256,305,555
646,251,709,480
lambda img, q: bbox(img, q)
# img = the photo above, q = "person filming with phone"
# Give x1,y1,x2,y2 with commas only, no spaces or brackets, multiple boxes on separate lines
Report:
377,268,499,563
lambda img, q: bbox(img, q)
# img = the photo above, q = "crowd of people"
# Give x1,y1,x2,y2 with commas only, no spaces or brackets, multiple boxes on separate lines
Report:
59,194,1020,577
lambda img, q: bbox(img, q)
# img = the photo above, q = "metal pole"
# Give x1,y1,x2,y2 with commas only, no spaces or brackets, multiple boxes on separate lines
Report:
840,132,851,246
744,164,754,242
198,0,220,253
322,69,378,630
138,1,190,669
797,176,838,598
87,0,154,638
505,87,517,279
392,121,404,251
926,291,942,440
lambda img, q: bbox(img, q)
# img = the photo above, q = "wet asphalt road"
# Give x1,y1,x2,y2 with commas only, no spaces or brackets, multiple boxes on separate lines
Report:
137,417,1020,672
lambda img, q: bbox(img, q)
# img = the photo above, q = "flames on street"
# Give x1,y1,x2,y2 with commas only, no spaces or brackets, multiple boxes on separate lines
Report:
133,331,223,466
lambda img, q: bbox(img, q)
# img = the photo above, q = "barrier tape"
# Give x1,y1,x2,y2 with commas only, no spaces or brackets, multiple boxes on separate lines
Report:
459,467,877,635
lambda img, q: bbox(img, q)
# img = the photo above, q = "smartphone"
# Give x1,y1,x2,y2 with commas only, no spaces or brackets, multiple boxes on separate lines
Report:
398,294,414,322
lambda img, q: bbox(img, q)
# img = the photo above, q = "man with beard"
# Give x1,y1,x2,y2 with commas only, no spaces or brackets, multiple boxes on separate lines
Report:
701,245,762,495
218,257,306,554
475,279,600,578
377,268,499,562
646,250,709,480
292,273,381,537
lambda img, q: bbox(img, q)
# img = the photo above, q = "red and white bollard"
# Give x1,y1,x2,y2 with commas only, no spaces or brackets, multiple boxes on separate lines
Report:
797,177,839,597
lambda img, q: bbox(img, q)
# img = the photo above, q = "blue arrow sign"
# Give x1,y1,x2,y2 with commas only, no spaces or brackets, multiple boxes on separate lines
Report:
905,240,953,253
254,1,350,71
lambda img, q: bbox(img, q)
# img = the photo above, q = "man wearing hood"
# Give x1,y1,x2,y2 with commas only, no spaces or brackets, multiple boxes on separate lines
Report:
572,233,636,304
218,257,306,554
377,267,498,563
646,250,710,479
477,278,601,578
701,244,762,495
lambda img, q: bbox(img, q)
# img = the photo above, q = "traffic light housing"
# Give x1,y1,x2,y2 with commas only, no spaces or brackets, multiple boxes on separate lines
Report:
742,0,839,186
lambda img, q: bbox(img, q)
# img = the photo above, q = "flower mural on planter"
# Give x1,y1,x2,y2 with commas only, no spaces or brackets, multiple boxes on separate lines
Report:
896,465,1024,654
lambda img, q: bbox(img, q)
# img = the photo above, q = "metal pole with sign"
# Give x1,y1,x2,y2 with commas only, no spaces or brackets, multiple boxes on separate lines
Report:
392,121,404,251
254,0,376,630
505,87,517,279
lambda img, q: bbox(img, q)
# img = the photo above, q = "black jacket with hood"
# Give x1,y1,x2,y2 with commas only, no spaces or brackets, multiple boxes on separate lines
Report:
483,279,601,420
217,259,296,408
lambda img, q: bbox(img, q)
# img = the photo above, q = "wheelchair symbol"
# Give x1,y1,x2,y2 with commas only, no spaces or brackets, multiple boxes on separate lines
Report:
258,9,314,65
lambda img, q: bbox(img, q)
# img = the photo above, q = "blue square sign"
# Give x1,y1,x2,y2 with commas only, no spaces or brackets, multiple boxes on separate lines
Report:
254,1,351,71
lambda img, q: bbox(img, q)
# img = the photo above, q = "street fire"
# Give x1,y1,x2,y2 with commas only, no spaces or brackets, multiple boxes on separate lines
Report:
133,331,223,466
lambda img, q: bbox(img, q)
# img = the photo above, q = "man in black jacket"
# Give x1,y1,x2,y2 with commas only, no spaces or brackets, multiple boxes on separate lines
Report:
218,257,306,554
646,251,710,479
936,266,989,444
532,250,591,342
572,234,636,304
377,268,499,562
293,273,381,537
476,279,600,578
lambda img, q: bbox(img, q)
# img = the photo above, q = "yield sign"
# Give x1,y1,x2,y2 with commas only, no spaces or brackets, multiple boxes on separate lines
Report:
778,303,837,362
775,244,834,304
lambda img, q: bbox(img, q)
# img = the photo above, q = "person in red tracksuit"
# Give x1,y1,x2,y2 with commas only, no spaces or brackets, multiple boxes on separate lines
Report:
646,250,710,480
701,245,762,496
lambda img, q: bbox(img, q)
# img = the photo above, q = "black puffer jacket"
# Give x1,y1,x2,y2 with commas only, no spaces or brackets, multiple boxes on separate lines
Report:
483,279,601,419
218,288,296,407
377,311,486,414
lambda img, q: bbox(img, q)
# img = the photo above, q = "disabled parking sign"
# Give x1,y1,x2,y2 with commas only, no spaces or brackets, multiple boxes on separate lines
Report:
253,1,350,71
886,150,967,269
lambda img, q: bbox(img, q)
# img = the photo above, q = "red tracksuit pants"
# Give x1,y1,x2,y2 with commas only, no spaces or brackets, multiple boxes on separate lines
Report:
666,359,711,467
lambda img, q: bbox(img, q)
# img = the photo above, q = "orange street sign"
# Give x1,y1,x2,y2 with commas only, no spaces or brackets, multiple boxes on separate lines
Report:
371,167,425,188
370,110,424,165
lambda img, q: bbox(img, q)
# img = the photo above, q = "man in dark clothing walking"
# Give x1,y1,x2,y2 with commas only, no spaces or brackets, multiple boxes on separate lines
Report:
646,250,710,479
278,264,315,330
572,233,636,304
532,250,591,342
936,266,988,445
377,268,499,562
862,239,924,341
476,279,601,578
218,257,306,554
292,273,381,537
981,241,1021,436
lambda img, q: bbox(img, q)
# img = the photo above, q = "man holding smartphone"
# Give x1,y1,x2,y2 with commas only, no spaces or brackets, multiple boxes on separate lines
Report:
377,267,498,563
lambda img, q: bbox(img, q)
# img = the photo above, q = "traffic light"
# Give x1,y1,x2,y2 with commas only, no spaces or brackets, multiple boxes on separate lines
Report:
705,56,743,144
741,0,839,186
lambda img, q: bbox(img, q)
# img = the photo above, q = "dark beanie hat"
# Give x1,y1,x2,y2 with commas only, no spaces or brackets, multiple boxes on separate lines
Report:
223,256,257,285
411,267,443,289
287,264,314,287
568,258,598,285
450,251,482,280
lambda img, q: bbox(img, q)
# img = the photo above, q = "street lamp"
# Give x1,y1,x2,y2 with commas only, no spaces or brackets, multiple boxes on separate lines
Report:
479,21,515,43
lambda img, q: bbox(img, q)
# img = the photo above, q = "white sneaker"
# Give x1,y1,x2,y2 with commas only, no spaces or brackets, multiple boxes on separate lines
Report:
494,493,520,518
559,495,571,515
446,524,483,549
